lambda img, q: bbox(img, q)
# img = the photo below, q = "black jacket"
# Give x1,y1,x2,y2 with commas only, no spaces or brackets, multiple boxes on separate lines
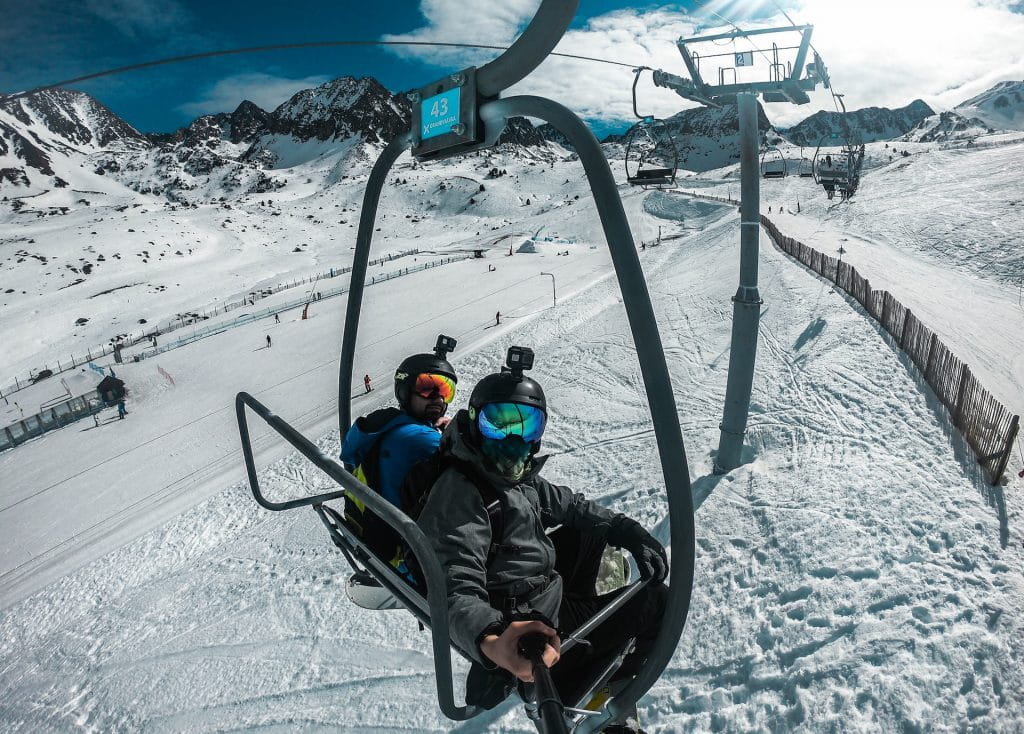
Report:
416,410,620,664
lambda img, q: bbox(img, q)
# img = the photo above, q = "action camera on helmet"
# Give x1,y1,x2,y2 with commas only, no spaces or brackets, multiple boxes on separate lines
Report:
434,334,457,359
505,346,534,376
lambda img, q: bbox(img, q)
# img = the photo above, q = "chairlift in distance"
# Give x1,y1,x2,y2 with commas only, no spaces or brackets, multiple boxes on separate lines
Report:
760,145,788,178
813,132,865,201
798,147,814,177
235,3,696,732
624,67,679,189
812,94,866,200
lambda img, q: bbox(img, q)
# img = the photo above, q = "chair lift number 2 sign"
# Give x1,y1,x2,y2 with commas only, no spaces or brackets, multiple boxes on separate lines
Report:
421,87,461,141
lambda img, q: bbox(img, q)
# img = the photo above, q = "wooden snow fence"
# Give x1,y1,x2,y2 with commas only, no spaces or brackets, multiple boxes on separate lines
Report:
761,215,1019,485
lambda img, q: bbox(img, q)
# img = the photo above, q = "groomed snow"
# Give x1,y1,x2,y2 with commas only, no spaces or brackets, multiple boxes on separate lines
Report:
1,141,1022,732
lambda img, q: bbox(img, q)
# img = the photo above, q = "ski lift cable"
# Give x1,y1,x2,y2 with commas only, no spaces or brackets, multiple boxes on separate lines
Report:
4,40,646,101
691,0,778,66
765,0,849,114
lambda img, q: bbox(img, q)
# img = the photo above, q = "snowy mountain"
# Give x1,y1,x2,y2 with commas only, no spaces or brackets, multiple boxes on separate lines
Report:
0,88,148,187
782,99,934,146
956,80,1024,131
900,110,993,143
0,77,572,202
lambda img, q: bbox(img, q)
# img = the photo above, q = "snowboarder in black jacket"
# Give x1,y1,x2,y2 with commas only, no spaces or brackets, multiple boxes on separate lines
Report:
416,348,668,723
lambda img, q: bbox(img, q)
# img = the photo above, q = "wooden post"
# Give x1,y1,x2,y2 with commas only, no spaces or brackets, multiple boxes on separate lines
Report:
990,414,1019,485
923,332,939,380
900,309,912,349
881,292,891,332
953,364,972,428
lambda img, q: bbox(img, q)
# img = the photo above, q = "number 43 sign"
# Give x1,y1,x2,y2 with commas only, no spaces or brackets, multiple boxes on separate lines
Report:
421,87,461,141
410,67,481,161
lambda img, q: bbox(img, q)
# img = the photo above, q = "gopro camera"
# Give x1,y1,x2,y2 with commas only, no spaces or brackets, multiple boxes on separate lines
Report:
506,346,534,376
434,334,457,358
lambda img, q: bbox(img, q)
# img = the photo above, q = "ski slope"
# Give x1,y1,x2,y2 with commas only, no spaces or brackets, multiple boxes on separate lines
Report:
2,143,1023,731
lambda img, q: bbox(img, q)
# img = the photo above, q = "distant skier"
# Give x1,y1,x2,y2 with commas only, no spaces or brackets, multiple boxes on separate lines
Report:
266,335,272,348
364,374,373,393
275,313,280,324
495,311,501,326
117,398,127,420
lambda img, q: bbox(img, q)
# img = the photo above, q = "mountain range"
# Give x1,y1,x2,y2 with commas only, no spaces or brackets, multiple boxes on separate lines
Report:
1,78,1020,196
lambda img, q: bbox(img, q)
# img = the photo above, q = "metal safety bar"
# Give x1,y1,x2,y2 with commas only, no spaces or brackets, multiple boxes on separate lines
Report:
236,391,481,721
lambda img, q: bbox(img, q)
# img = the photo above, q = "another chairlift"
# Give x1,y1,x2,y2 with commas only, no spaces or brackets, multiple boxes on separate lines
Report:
798,147,814,177
235,3,696,733
760,146,787,178
812,95,866,200
624,67,679,189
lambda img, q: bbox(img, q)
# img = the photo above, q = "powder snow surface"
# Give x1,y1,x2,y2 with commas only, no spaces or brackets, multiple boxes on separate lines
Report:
1,141,1022,732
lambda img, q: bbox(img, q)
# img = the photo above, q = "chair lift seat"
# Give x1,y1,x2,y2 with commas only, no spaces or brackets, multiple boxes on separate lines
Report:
628,168,674,186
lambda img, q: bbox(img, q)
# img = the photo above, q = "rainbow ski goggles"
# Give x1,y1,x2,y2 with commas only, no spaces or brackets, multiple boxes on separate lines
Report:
477,402,546,443
413,373,457,404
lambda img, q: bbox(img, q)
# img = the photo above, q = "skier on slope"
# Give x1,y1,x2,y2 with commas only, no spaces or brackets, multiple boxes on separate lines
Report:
416,348,667,732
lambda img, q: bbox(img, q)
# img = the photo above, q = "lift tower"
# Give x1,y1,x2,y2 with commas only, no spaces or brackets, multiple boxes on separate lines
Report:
652,25,829,473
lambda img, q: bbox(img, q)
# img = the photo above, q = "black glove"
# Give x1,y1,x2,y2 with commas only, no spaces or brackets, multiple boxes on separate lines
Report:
607,516,668,583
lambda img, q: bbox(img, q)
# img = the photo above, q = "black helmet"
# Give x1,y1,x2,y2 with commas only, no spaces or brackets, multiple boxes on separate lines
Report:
468,372,546,415
394,335,457,407
468,346,546,452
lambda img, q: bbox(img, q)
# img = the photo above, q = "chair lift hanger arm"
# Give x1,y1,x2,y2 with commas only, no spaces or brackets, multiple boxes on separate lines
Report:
477,94,696,734
476,0,579,98
337,132,410,437
339,0,579,433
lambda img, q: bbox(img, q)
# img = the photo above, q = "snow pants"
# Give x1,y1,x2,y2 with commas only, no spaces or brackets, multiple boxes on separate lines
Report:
548,526,668,707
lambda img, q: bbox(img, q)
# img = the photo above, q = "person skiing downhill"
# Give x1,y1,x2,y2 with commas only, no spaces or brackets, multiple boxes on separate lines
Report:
416,347,667,731
341,336,458,565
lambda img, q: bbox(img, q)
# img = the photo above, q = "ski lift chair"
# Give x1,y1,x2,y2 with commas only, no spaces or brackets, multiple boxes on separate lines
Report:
236,391,651,732
625,121,678,189
759,146,787,178
624,68,679,190
236,3,694,732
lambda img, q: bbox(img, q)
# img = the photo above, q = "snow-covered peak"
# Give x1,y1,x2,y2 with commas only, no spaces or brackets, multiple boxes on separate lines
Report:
900,111,993,143
0,88,148,151
783,100,934,146
268,76,409,145
955,80,1024,131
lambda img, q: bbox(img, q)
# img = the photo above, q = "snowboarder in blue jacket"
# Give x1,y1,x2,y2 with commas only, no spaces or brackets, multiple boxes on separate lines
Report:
340,337,458,562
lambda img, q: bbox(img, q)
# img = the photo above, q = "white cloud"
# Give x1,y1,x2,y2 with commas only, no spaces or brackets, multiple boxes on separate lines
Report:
386,1,1024,129
178,73,331,118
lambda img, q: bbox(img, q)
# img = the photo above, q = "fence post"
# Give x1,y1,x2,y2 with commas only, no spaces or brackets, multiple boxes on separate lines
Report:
923,332,939,381
881,292,891,332
989,414,1019,485
953,364,971,428
900,309,912,349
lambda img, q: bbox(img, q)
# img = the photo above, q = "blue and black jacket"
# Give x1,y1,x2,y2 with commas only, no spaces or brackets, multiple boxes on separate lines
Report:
341,407,442,561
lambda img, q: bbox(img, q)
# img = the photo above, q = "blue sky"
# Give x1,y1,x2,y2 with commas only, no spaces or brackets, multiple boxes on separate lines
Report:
2,1,1022,135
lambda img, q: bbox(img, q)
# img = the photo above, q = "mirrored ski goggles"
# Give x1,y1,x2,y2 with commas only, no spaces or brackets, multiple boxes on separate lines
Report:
477,402,546,443
412,373,456,403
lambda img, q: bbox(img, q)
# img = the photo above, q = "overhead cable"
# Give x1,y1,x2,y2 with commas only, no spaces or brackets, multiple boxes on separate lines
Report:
4,40,645,101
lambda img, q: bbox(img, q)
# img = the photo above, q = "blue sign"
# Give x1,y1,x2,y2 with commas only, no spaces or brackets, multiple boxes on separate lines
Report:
421,87,461,140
